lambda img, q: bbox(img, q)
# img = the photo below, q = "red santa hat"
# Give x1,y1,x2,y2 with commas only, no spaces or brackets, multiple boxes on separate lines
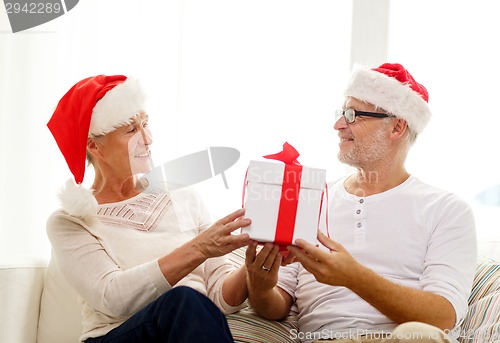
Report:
47,75,146,218
344,63,431,134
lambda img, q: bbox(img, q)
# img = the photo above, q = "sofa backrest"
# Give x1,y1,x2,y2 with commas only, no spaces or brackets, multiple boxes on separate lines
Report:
37,253,82,343
0,257,46,343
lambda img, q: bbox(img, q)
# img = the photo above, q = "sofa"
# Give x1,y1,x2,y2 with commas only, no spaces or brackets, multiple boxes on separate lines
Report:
1,241,499,343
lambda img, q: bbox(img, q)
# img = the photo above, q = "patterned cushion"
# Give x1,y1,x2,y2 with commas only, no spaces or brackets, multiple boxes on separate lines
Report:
227,246,246,267
227,307,300,343
458,256,500,342
226,247,300,343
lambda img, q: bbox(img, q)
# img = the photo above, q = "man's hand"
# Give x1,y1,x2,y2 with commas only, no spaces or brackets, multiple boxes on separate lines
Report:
287,231,363,287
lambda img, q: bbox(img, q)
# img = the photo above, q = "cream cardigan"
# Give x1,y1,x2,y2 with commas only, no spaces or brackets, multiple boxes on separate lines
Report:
47,185,242,342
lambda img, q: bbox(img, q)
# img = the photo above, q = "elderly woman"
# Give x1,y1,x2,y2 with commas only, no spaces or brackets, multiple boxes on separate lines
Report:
46,75,252,343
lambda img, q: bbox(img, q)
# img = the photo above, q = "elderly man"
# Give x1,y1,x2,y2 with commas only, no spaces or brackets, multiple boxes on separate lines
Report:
245,63,477,343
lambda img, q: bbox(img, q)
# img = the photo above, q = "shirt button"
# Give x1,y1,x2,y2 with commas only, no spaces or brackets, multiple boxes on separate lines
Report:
356,209,361,214
359,199,364,204
356,222,362,228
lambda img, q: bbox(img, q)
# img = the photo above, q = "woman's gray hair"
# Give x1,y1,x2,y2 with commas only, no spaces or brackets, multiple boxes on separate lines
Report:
86,150,93,166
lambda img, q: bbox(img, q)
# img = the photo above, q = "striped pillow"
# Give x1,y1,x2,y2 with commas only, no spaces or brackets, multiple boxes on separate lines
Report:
458,256,500,342
227,247,246,267
227,307,300,343
226,247,300,343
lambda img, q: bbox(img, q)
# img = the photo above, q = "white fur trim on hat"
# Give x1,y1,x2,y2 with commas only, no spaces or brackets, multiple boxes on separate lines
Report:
58,179,98,219
344,66,431,134
89,77,146,136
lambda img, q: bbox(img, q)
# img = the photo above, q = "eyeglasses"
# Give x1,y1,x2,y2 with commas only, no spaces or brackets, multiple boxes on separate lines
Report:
335,109,391,124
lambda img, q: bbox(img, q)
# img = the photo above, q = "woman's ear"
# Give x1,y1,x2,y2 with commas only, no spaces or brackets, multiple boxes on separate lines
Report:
390,118,408,141
87,138,99,158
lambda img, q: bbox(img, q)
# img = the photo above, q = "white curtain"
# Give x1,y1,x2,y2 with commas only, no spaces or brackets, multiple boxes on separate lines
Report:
388,0,500,242
1,0,499,259
0,0,351,258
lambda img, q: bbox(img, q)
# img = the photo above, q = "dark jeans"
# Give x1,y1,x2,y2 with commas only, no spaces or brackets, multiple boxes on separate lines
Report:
85,286,234,343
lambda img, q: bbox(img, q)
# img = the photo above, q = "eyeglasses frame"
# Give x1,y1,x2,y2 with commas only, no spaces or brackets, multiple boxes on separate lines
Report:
335,109,392,124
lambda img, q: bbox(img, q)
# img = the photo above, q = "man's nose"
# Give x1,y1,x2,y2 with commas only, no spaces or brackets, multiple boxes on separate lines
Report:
333,115,348,131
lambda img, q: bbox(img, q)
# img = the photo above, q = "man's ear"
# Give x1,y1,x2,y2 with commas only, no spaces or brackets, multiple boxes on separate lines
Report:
390,118,408,141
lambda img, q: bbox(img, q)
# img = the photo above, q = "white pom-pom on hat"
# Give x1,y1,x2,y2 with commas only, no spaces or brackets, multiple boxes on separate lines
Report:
58,179,98,219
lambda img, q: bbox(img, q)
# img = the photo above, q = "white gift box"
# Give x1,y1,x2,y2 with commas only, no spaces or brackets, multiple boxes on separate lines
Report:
243,160,326,246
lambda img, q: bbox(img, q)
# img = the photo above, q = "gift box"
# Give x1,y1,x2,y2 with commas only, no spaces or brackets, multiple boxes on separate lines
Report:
242,143,326,246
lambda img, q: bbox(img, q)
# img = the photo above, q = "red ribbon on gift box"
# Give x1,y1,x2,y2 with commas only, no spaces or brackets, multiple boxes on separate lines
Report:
263,142,303,246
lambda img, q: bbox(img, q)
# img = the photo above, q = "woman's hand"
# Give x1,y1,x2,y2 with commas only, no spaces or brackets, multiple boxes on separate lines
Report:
245,241,294,320
245,242,282,294
280,249,297,266
193,208,252,259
